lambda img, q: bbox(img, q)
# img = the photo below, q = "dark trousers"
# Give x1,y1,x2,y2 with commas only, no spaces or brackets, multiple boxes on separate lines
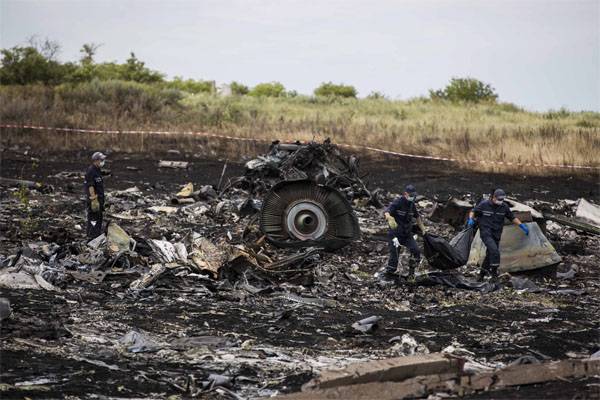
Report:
86,202,104,240
386,231,421,273
481,234,501,275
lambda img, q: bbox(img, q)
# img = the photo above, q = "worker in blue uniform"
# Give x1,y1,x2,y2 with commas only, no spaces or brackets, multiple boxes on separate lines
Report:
467,188,529,283
382,184,426,282
84,152,107,240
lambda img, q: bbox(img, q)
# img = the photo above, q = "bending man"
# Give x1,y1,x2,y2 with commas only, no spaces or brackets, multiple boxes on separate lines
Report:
467,188,529,283
382,184,426,282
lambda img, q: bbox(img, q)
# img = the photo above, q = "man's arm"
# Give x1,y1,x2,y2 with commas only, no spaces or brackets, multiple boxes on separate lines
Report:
384,198,400,220
467,201,482,226
88,186,96,199
384,198,400,229
507,207,529,235
416,215,426,233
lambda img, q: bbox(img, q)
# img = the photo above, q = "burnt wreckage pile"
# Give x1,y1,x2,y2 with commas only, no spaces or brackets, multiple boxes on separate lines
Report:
1,140,600,399
227,140,366,250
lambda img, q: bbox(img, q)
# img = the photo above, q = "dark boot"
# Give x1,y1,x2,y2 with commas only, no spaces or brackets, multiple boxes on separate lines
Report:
407,258,418,282
378,264,398,282
489,265,500,284
478,268,487,282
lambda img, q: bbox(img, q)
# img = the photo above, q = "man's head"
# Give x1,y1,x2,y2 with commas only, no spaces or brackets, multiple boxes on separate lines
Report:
403,184,417,201
92,152,107,167
492,188,506,205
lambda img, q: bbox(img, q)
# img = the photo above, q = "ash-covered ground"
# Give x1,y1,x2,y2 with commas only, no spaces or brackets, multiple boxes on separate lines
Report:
1,146,599,399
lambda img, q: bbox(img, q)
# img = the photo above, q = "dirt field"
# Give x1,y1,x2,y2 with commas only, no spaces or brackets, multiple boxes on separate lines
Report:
1,145,599,399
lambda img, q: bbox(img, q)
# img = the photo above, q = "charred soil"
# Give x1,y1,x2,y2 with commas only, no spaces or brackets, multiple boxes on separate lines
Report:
1,147,599,399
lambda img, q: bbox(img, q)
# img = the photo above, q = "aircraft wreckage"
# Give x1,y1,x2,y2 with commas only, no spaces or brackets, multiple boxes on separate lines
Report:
260,180,360,250
240,140,563,271
1,139,599,399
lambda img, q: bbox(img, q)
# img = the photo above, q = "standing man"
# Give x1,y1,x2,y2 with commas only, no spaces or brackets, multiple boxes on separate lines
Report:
467,188,529,283
84,152,107,240
382,184,426,282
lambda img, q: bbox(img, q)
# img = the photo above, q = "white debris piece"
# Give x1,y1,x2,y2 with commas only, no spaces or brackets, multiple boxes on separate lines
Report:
147,239,187,263
575,198,600,228
469,222,562,273
158,160,189,169
148,206,179,214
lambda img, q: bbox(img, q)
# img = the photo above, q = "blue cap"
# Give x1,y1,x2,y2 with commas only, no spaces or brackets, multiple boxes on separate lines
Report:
493,188,506,200
404,184,417,195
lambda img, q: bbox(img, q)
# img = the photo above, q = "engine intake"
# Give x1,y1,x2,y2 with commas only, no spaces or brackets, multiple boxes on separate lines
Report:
259,180,360,250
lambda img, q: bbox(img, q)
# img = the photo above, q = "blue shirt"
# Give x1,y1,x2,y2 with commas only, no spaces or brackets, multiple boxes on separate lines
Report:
386,196,419,236
473,199,515,239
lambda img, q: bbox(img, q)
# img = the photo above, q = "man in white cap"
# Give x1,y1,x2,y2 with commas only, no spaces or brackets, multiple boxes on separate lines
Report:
84,152,107,239
467,188,529,283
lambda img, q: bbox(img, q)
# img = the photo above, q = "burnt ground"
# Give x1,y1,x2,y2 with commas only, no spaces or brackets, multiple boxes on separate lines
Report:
1,147,599,399
1,148,598,201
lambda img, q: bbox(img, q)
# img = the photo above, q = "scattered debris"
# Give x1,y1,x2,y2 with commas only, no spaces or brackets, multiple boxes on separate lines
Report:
280,356,600,400
543,213,600,235
0,177,53,193
575,198,600,228
352,315,382,334
119,330,162,353
225,139,382,206
158,160,189,169
176,182,194,198
302,353,464,390
0,297,11,320
1,142,598,399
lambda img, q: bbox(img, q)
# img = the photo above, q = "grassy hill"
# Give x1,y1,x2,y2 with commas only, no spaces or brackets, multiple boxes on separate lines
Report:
1,81,599,172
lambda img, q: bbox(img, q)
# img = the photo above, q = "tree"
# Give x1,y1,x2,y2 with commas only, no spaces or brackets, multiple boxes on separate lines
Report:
80,43,102,65
27,36,60,61
248,82,286,97
430,78,498,103
121,52,163,83
314,82,357,98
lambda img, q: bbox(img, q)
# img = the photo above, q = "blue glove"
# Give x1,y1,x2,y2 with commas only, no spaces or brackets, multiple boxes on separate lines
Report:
519,223,529,236
467,218,475,228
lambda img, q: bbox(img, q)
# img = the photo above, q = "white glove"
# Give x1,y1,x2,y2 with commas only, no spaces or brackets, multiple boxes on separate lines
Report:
392,237,400,248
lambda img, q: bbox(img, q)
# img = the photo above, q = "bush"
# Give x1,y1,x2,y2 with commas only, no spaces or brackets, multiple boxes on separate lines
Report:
544,108,571,120
249,82,286,97
366,91,387,100
230,81,249,95
430,78,498,103
165,77,215,94
57,79,181,114
0,46,76,85
314,82,357,98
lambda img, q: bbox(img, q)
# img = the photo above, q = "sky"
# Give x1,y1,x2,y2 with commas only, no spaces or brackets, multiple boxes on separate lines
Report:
1,0,598,111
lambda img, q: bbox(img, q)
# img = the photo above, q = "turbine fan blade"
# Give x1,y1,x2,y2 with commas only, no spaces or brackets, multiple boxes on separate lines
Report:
259,180,360,250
